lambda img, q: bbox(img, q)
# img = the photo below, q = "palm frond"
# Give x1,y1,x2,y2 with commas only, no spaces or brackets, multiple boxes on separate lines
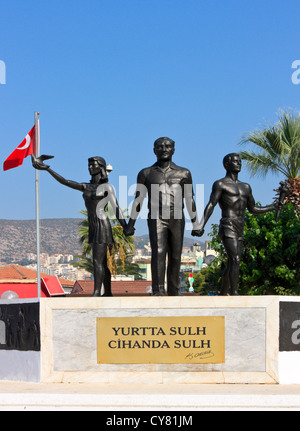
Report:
239,150,289,178
239,110,300,180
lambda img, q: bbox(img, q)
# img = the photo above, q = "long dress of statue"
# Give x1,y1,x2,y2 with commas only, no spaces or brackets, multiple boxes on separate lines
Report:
198,153,280,296
31,154,127,297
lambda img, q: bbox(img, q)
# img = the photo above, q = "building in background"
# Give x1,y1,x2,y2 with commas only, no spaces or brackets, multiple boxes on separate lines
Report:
0,264,72,298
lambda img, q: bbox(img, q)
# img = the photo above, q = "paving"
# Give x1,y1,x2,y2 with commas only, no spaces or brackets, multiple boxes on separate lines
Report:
1,382,300,410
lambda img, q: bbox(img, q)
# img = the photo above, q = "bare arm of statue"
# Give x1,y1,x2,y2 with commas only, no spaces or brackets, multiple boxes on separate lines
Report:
105,184,127,229
198,180,223,236
31,154,84,192
247,186,277,214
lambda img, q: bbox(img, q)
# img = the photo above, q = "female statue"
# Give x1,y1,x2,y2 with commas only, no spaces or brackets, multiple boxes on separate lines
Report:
31,154,127,296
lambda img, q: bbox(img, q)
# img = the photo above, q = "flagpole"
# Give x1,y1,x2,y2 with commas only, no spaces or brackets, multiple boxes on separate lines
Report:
34,112,41,299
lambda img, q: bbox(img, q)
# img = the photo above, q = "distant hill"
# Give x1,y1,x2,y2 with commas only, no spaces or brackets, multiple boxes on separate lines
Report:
0,218,83,262
0,218,205,263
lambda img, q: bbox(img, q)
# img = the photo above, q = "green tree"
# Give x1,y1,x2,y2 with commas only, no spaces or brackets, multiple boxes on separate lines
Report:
207,204,300,295
239,110,300,213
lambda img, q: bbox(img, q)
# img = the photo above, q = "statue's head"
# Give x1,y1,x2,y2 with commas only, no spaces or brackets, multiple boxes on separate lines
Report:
223,153,242,173
88,156,108,181
153,137,175,162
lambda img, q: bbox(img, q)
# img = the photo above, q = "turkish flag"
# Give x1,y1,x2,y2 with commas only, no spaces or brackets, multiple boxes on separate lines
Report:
3,126,36,171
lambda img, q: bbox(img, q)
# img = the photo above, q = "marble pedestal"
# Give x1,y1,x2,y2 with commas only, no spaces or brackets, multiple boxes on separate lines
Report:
40,296,281,384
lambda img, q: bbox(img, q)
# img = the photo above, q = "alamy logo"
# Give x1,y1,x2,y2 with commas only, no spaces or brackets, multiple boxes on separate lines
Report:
94,179,205,231
0,60,6,84
291,60,300,85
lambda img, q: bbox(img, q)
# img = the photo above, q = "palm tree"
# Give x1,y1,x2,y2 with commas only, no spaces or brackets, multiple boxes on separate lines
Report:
239,110,300,212
72,207,136,276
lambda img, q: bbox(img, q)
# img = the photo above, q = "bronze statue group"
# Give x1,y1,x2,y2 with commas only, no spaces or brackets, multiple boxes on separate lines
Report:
32,137,281,297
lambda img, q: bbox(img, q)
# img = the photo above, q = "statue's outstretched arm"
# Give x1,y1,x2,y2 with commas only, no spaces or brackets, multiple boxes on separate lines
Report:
247,186,276,214
31,154,84,192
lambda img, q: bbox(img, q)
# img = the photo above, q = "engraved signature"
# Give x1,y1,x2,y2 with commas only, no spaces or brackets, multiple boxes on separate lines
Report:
185,350,215,360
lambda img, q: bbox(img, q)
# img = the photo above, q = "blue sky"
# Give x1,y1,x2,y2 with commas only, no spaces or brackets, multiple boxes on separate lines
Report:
0,0,299,239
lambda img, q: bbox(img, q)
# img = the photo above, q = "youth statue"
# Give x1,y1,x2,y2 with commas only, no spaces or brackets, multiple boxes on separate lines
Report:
31,154,127,297
198,153,282,296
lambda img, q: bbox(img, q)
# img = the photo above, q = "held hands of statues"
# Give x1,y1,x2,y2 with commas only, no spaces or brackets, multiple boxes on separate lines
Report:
31,154,54,170
191,228,205,237
124,226,135,237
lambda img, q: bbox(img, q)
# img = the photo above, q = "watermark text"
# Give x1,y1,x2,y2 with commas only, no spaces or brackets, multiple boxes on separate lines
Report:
291,60,300,84
0,60,6,84
95,177,205,231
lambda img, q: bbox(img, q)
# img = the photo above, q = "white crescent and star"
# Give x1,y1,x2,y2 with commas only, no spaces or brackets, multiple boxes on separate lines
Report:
17,134,31,150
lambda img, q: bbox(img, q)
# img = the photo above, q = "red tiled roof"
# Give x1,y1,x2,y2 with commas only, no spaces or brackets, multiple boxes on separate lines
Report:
0,264,73,287
72,280,151,295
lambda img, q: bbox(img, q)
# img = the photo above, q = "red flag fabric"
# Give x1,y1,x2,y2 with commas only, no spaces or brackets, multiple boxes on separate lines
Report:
3,126,36,171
